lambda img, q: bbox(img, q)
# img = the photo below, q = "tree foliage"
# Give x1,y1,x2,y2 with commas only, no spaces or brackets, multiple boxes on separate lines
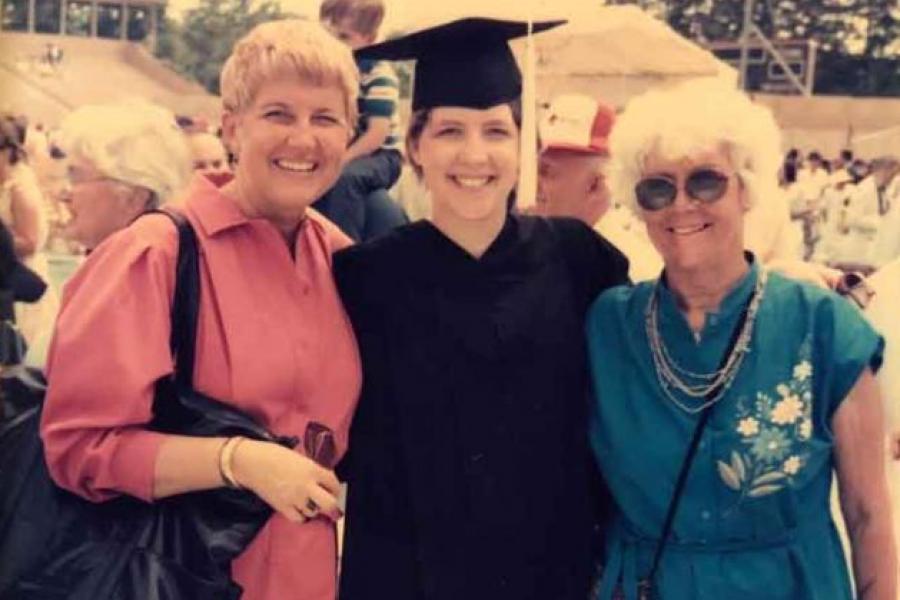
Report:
156,0,293,95
624,0,899,95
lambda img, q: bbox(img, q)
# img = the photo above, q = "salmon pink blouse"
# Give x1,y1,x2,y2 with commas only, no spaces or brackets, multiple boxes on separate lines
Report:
41,175,361,600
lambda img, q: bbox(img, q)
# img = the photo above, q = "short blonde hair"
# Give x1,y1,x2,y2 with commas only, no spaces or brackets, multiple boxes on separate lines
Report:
608,78,782,218
57,101,191,205
220,19,358,124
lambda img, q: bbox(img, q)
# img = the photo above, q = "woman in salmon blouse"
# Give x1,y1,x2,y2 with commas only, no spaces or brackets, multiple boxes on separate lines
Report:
40,20,361,600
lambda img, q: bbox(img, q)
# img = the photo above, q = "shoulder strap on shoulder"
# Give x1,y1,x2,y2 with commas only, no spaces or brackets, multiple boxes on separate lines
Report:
141,208,200,388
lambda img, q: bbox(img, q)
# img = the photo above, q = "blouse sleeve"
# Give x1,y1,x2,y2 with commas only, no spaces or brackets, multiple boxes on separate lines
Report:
40,215,179,503
814,290,884,427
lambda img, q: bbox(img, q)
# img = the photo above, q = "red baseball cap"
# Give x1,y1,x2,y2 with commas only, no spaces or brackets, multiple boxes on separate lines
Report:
539,94,616,155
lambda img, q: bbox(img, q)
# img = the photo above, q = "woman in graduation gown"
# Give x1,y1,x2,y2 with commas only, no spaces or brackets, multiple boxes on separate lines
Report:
334,18,630,600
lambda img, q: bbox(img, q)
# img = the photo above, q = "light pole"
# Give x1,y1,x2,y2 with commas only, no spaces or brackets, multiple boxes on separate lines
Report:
737,0,755,90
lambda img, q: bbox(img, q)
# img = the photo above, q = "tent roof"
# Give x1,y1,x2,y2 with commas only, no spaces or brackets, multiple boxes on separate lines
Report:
513,5,732,78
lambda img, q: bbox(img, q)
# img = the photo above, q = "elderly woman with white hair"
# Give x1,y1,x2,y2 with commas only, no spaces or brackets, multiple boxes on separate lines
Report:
40,20,361,600
54,101,191,251
21,101,191,368
587,80,896,600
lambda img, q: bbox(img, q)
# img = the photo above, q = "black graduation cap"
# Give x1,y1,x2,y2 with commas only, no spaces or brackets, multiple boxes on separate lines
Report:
356,17,565,111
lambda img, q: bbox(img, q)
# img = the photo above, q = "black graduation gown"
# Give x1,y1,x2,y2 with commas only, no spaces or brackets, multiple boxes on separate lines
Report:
334,214,629,600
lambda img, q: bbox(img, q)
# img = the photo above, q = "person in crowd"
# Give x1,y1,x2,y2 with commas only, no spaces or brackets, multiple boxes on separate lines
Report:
334,17,630,600
791,150,831,258
587,79,896,600
53,101,191,252
535,93,661,282
186,131,231,183
22,101,192,368
820,156,900,273
316,0,405,241
780,148,799,187
863,257,900,550
866,157,900,268
0,114,57,346
41,20,361,600
830,148,855,186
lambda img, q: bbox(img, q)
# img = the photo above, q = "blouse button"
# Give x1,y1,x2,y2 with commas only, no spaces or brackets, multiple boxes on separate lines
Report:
700,510,712,520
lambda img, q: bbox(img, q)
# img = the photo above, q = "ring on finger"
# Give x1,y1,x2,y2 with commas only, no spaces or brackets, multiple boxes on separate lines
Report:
305,498,319,516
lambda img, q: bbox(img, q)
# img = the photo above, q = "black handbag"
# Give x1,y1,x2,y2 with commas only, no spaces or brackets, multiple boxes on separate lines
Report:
0,209,298,599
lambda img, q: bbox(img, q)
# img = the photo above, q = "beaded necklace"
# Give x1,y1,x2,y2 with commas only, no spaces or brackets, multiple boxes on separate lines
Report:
644,268,768,414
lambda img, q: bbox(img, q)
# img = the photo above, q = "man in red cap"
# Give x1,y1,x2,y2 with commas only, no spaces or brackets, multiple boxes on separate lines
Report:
536,94,614,225
537,94,662,280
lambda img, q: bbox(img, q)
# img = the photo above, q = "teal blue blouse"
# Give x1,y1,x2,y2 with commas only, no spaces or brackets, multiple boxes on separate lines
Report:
586,259,883,600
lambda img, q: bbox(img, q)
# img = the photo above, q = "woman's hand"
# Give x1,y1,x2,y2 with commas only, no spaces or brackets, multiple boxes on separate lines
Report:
231,439,343,523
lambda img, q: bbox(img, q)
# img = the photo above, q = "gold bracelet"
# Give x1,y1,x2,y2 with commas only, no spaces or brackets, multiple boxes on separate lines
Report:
218,436,246,489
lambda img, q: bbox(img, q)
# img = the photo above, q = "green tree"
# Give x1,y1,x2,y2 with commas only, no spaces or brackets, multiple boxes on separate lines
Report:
641,0,899,95
155,0,293,95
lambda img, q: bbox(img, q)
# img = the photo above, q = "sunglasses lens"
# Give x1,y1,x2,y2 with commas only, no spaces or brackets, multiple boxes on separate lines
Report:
635,178,677,211
686,169,729,202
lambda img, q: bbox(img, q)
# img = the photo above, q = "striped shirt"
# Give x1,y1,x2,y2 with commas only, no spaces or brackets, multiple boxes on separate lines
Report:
357,58,401,151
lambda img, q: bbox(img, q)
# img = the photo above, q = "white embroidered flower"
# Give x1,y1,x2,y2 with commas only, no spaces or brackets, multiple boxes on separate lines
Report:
776,384,790,397
737,417,760,437
783,455,802,475
793,361,812,382
799,419,812,440
771,395,804,425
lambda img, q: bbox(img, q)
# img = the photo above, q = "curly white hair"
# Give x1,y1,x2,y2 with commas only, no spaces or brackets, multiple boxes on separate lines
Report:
56,101,191,205
608,78,782,219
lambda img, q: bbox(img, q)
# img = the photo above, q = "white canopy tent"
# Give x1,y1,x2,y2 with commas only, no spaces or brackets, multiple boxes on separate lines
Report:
508,4,737,108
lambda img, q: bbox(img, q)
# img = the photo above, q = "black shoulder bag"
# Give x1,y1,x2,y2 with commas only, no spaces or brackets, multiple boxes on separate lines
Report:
607,297,752,600
0,210,298,600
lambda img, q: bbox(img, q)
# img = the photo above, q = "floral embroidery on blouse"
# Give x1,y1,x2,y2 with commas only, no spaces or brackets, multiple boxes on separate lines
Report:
717,339,813,501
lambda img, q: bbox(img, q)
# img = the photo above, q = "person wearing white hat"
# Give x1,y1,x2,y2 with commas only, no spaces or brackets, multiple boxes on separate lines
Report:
537,93,662,281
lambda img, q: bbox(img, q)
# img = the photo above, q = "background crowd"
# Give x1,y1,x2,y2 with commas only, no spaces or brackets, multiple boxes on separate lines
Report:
0,2,898,600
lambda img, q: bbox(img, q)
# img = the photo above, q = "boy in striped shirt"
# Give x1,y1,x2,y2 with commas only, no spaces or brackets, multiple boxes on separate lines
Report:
319,0,404,241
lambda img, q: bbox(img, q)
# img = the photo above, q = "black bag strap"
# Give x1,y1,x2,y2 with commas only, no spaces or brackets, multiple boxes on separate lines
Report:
645,293,753,586
143,208,200,389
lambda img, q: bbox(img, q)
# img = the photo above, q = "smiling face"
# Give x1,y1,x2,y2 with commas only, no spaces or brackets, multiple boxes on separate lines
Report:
410,104,519,227
221,76,351,232
640,146,748,275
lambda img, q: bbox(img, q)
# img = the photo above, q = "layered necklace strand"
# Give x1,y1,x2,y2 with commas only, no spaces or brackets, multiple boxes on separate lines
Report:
645,268,768,414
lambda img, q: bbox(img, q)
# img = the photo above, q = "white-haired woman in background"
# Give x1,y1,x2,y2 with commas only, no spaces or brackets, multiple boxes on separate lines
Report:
40,20,361,599
54,101,191,252
24,100,192,368
587,80,896,600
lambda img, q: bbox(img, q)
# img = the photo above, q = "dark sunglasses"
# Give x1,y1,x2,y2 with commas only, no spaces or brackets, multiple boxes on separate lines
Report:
635,168,731,211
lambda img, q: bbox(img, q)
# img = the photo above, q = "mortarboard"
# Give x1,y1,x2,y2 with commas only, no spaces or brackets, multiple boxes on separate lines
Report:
356,18,565,112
